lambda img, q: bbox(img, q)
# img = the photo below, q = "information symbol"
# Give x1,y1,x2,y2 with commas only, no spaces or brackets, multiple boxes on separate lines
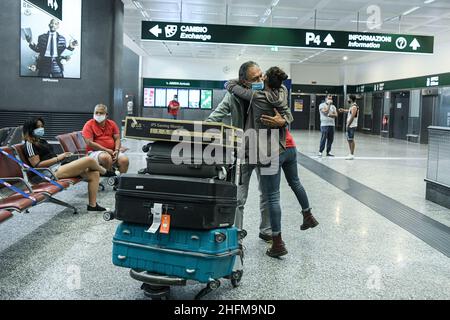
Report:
396,37,407,50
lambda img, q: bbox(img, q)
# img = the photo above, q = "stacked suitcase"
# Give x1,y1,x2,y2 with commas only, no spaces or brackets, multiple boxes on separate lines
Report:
107,126,244,299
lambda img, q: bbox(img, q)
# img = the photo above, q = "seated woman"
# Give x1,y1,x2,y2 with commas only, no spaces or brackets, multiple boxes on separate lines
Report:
23,117,107,212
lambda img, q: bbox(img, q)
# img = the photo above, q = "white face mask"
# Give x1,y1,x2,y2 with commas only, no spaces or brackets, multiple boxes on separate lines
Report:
94,114,106,123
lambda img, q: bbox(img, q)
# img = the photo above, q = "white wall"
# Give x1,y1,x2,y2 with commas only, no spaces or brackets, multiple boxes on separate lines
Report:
343,39,450,85
142,56,291,81
290,64,344,86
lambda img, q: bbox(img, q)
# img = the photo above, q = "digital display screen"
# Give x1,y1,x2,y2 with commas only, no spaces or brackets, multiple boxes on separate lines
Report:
178,89,189,108
155,88,167,107
143,88,155,107
201,90,213,109
189,90,200,109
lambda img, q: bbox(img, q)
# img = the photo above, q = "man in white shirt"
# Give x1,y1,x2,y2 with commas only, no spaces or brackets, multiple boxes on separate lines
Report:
339,95,359,160
318,94,338,157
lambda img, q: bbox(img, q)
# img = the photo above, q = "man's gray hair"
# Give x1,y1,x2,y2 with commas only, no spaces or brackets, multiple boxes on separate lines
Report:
94,104,108,113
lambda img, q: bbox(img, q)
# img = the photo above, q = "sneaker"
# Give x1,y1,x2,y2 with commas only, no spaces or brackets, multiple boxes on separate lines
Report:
101,170,117,177
326,153,335,157
318,152,323,157
345,154,355,160
259,232,272,243
87,203,107,212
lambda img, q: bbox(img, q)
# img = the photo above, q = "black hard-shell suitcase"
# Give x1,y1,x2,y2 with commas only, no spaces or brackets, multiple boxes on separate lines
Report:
114,174,237,230
142,141,234,180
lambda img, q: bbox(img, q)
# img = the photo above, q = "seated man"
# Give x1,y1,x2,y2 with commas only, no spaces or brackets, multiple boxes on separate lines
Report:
82,104,129,175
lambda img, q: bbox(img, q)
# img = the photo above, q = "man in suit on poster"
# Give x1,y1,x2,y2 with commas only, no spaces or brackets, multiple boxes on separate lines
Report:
25,18,78,78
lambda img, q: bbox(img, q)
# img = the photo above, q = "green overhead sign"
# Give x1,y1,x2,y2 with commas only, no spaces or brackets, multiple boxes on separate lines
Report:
348,72,450,93
26,0,63,20
142,21,434,54
143,78,225,89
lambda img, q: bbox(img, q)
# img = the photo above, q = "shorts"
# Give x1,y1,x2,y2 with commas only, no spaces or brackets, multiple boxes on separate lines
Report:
88,151,125,163
347,127,356,141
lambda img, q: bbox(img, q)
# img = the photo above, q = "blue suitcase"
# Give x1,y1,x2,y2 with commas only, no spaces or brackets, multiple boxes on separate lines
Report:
112,223,241,284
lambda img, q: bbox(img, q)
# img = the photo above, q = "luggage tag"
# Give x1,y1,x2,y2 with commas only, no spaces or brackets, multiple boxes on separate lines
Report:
145,203,163,234
159,211,171,234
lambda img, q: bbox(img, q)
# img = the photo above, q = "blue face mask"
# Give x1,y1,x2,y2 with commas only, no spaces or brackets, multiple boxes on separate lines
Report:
33,128,45,138
251,81,264,91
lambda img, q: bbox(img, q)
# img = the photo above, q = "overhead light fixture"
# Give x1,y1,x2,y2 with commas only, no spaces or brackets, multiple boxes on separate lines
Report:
232,13,259,18
192,11,219,15
273,16,299,20
424,0,436,3
271,0,280,6
132,0,143,10
402,6,421,16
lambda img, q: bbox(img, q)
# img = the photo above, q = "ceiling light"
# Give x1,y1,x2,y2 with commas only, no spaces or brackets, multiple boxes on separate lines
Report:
232,13,259,17
343,56,348,61
402,6,421,16
424,0,436,3
273,16,298,20
192,11,219,15
132,1,143,10
271,0,280,6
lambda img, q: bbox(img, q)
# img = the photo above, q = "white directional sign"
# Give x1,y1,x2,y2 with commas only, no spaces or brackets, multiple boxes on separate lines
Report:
324,34,335,46
150,25,162,38
410,38,421,51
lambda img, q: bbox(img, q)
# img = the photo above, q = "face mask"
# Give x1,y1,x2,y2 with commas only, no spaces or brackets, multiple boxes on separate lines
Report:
33,128,45,138
251,81,264,91
94,114,106,123
327,100,333,105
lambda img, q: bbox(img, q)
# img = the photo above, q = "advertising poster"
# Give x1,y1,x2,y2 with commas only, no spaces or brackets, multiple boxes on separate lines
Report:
143,88,155,107
20,0,82,79
294,99,304,112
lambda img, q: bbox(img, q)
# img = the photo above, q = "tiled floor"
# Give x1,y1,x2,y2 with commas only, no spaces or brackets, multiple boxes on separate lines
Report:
0,132,449,300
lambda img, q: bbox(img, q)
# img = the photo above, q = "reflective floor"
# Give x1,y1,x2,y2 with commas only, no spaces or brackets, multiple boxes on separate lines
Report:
0,131,449,300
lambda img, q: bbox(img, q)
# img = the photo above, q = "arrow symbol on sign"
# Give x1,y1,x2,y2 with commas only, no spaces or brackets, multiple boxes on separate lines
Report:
410,38,421,51
150,25,162,37
324,34,335,46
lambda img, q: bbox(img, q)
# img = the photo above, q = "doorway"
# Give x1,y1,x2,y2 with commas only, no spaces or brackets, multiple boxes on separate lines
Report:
290,94,311,130
420,93,438,144
392,91,410,140
372,93,383,135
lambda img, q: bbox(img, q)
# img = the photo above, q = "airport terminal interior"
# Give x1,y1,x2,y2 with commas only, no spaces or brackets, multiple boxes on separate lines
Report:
1,0,450,301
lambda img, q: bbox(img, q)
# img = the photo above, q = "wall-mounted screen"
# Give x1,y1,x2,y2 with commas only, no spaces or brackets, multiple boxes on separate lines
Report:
166,89,178,106
189,90,200,109
201,90,213,109
143,88,155,107
143,86,214,109
178,89,189,108
155,88,167,107
20,0,82,79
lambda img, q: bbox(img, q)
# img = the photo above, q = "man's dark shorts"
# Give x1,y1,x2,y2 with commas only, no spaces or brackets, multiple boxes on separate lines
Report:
347,127,356,141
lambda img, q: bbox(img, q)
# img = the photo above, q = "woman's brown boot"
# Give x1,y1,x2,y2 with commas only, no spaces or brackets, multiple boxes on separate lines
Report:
266,233,288,258
300,210,319,230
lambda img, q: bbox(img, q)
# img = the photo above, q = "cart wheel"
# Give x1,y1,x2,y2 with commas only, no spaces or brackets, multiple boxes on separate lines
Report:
103,211,114,221
231,270,243,288
238,229,248,240
141,283,170,300
73,209,78,215
99,184,105,192
107,177,116,186
194,280,221,300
